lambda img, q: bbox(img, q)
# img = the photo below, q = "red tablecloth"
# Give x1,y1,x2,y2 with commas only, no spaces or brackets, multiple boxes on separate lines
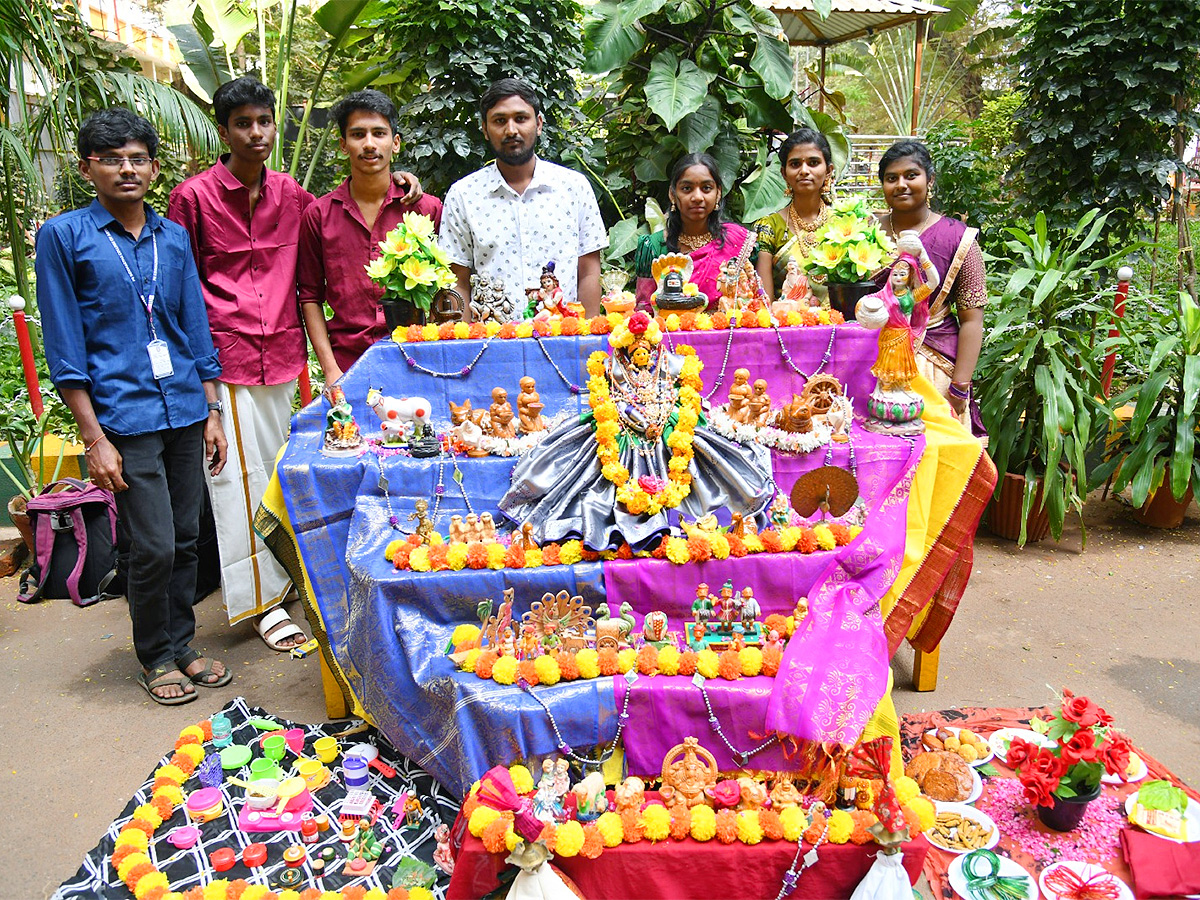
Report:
447,820,929,900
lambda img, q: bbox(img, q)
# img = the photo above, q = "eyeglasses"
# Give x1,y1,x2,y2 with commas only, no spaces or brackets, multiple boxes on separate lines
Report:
86,156,154,168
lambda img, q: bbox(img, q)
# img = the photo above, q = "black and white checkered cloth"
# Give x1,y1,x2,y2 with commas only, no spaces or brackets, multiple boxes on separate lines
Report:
53,698,461,899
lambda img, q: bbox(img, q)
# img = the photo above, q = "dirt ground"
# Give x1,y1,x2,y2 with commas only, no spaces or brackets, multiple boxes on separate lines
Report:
2,491,1197,899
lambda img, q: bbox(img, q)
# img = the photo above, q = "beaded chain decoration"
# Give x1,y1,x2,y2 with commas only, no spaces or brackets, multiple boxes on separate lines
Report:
377,449,475,533
518,673,634,769
775,816,830,900
696,678,780,766
397,331,581,394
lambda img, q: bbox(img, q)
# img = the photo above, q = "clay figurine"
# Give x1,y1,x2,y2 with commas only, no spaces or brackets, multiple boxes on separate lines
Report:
479,511,497,542
323,386,363,455
615,776,646,815
727,368,753,424
449,398,488,457
775,394,813,434
660,737,719,810
573,772,607,823
470,273,520,323
825,395,851,443
517,376,546,434
650,254,707,312
769,492,792,528
691,583,713,624
737,776,768,810
367,389,431,444
448,514,466,543
408,499,434,544
748,379,772,427
532,759,559,823
739,586,761,628
488,387,517,439
642,610,669,644
463,513,480,542
713,580,741,632
769,774,802,809
772,257,812,318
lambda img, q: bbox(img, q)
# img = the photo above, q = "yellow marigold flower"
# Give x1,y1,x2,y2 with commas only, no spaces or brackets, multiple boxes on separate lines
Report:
785,311,802,327
665,313,681,331
524,548,543,567
737,809,763,844
510,764,535,794
134,873,170,900
410,887,435,900
645,499,663,516
644,321,663,343
596,421,619,443
363,890,388,900
516,322,534,338
461,648,481,672
422,323,440,342
240,887,270,900
642,804,671,841
780,806,809,841
743,533,764,553
115,828,149,851
505,826,521,851
154,764,186,784
487,543,507,570
409,546,431,571
779,527,800,551
682,282,699,296
485,320,502,337
428,531,444,545
827,809,854,843
594,403,618,423
549,318,562,336
740,646,763,677
694,313,713,330
690,804,716,840
665,537,690,565
116,852,151,882
606,312,624,327
623,491,649,515
560,540,583,565
576,648,600,678
657,645,680,675
785,615,796,636
132,804,163,829
756,308,771,328
676,408,699,430
385,539,404,562
447,543,469,571
203,882,230,900
813,524,836,551
848,525,863,540
601,462,629,484
556,819,585,856
676,343,697,356
817,308,831,325
617,648,636,673
709,533,730,559
492,656,518,685
152,784,183,807
178,743,205,764
906,795,936,833
597,811,624,846
587,351,608,376
697,648,720,679
453,322,470,340
450,623,479,647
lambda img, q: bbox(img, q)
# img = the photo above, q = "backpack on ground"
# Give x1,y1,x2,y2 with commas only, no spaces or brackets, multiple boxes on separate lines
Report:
18,478,117,607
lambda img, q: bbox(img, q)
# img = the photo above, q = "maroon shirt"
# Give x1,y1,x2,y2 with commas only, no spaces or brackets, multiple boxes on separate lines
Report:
168,157,314,386
298,178,443,372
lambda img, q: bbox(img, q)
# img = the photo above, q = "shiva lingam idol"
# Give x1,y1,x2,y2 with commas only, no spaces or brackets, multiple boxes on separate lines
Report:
650,253,707,313
855,231,939,436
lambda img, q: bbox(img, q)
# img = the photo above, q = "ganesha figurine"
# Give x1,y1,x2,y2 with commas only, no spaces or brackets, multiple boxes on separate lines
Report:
660,737,718,810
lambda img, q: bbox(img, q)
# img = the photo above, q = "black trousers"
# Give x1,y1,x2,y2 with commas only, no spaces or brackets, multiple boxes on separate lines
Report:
108,421,204,670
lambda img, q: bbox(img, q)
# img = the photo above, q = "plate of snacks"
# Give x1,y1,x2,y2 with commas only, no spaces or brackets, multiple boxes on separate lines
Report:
925,802,998,854
987,727,1053,762
1040,862,1132,900
923,726,994,767
905,750,977,804
1102,751,1148,785
1124,780,1199,843
948,849,1035,900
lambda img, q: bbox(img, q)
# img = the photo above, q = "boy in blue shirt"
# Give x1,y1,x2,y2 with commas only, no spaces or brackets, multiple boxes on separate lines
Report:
36,108,232,704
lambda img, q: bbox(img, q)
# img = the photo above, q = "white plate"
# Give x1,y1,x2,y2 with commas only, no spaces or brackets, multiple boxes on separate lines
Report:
1102,752,1148,785
925,801,999,855
948,852,1036,900
1040,861,1132,900
924,726,995,767
1124,792,1200,843
987,727,1054,762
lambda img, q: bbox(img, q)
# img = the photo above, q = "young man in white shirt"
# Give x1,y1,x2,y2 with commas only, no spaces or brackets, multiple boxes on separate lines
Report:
439,78,607,319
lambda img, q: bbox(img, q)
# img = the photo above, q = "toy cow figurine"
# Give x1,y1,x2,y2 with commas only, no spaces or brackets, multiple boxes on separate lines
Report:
367,389,432,443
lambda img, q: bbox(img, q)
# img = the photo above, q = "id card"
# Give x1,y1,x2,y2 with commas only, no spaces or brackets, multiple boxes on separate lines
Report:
147,340,174,379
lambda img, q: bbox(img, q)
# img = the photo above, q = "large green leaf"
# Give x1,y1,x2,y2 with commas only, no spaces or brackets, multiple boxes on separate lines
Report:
606,217,641,261
168,22,232,102
1170,411,1195,500
618,0,671,22
750,32,794,101
583,2,644,74
1130,370,1172,437
678,96,720,153
313,0,372,39
1181,350,1200,418
194,0,255,55
645,51,714,131
738,153,788,222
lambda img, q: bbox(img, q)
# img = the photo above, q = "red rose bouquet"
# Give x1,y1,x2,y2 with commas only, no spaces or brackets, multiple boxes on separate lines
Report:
1007,688,1134,805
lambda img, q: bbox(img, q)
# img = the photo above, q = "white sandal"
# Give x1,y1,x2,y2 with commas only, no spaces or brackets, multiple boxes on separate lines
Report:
255,607,307,652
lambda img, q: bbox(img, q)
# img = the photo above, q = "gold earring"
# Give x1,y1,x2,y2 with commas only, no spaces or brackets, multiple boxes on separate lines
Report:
784,185,793,198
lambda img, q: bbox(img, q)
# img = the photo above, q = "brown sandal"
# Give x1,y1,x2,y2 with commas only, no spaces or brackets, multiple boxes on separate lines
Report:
137,664,198,705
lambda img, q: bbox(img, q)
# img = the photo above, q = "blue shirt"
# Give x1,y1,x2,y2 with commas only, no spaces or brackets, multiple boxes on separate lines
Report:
35,200,221,436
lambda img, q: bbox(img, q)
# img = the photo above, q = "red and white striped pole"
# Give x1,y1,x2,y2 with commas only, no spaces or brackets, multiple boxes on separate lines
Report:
8,296,43,418
1101,266,1133,398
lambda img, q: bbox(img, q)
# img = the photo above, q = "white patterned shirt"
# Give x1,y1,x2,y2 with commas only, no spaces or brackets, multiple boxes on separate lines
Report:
439,158,608,317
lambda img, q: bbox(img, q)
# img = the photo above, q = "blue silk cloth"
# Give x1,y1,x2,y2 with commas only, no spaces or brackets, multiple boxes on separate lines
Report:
275,328,914,796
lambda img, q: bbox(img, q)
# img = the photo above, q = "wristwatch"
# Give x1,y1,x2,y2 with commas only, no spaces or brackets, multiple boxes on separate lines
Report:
207,401,223,415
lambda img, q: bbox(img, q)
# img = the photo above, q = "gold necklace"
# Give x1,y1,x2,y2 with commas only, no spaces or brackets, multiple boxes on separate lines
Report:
887,208,931,243
786,203,831,252
678,231,712,253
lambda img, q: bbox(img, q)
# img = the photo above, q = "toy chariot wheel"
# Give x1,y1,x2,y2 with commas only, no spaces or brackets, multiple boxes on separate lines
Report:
801,374,844,414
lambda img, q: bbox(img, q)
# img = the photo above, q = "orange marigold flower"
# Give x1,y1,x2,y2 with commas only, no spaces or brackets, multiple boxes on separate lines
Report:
466,543,489,569
761,644,783,677
542,543,561,566
679,312,697,330
468,322,487,339
829,523,852,545
760,808,784,840
226,879,250,900
498,322,517,339
726,534,747,557
460,794,480,820
393,544,413,569
849,810,877,845
407,533,422,546
518,659,539,686
300,890,323,900
717,649,742,681
428,542,450,570
711,311,729,330
141,887,167,900
533,318,551,336
616,542,634,560
538,823,557,851
800,309,818,327
797,529,819,553
342,888,368,900
123,861,154,890
581,548,602,562
110,844,137,870
558,653,580,681
406,324,424,342
151,776,174,792
169,754,196,775
174,733,200,748
669,809,691,840
620,809,644,843
197,719,212,740
764,614,788,636
636,645,658,675
759,529,783,554
386,888,411,900
434,322,452,341
590,317,612,334
678,650,698,676
687,535,712,563
580,824,604,858
124,818,156,838
475,650,500,680
482,816,511,853
183,889,206,900
598,647,620,676
151,795,175,820
715,809,738,844
830,310,845,325
739,310,758,328
803,814,828,845
649,537,668,559
504,544,526,568
561,316,580,336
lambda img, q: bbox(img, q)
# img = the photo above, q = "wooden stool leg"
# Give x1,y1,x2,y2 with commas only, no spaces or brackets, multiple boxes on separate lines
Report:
320,651,349,719
912,645,940,692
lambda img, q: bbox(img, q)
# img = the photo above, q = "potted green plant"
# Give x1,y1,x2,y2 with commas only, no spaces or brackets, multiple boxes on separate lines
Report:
1093,290,1200,528
975,209,1136,546
803,196,895,317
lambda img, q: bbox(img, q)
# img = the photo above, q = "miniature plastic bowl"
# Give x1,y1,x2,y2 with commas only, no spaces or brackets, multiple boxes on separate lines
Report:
220,744,252,770
166,826,200,849
244,778,280,810
249,758,282,781
262,734,287,761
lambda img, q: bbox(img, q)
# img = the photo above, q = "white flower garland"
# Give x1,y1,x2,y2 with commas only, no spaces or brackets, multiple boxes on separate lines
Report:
708,405,832,454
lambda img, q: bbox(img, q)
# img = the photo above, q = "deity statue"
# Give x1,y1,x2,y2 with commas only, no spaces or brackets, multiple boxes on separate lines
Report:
748,378,772,427
650,254,707,313
532,759,559,823
856,230,938,436
772,258,812,319
470,273,520,323
488,387,517,439
323,386,362,454
499,310,773,551
449,398,488,457
408,499,434,544
727,368,753,424
517,376,546,434
716,249,767,313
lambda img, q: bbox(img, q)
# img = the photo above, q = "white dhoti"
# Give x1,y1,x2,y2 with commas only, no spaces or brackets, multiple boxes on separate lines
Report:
207,381,295,624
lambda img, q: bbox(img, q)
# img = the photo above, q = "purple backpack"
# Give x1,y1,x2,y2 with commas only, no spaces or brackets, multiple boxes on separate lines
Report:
18,478,117,607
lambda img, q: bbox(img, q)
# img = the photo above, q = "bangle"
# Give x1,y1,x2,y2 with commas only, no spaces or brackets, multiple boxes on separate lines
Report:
85,435,105,452
948,383,970,400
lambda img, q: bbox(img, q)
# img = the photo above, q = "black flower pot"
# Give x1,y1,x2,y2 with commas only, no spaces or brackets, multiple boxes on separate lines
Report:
1036,783,1101,832
381,298,424,330
826,281,877,320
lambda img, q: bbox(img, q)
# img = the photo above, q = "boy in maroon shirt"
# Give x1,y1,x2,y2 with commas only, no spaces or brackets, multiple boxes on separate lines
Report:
299,89,443,386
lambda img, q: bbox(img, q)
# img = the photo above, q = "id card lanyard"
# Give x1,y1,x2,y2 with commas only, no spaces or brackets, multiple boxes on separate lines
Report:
105,227,173,379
